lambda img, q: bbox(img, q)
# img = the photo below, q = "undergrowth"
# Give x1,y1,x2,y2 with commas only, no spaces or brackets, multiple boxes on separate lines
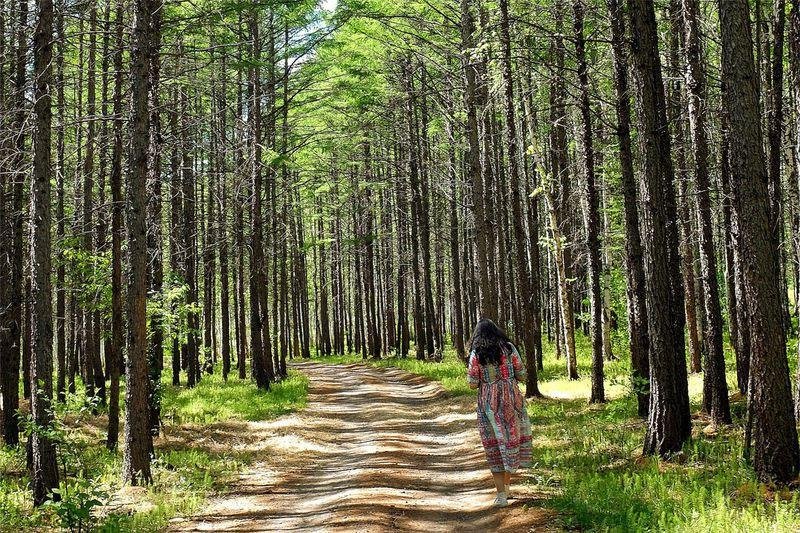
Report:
326,341,800,532
0,365,308,532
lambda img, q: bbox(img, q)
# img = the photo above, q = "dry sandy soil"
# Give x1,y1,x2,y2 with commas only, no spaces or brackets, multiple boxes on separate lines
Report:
171,362,559,532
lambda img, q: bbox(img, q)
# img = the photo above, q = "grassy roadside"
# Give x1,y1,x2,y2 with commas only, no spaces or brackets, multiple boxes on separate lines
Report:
318,343,800,532
0,367,308,532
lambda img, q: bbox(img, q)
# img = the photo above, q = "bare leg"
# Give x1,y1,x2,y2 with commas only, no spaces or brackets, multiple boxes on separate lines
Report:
492,471,506,494
504,472,511,486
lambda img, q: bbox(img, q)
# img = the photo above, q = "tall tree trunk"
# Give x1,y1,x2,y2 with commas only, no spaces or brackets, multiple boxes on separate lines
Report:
249,10,271,390
627,0,691,457
608,0,650,417
182,89,200,388
218,52,232,381
417,67,438,358
682,0,731,425
445,115,466,362
549,2,578,381
147,0,164,438
459,0,493,321
666,1,702,376
719,0,800,483
499,0,541,395
768,0,787,262
106,0,124,452
789,0,800,417
29,0,59,505
572,0,604,403
169,77,182,387
1,0,28,448
123,0,154,485
55,2,66,404
83,0,105,408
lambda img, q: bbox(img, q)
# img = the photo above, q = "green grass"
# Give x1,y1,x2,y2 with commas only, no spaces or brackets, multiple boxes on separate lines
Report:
0,365,308,532
326,341,800,532
161,370,308,424
315,353,475,395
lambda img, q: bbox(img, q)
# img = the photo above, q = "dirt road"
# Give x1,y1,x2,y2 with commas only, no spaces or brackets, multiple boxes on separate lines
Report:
174,362,557,532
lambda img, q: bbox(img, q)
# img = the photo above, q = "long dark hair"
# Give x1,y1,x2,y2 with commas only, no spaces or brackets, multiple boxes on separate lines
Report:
470,318,512,366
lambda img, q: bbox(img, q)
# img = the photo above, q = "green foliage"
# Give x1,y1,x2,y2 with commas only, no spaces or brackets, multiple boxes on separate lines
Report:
0,369,309,532
46,480,108,533
161,368,309,424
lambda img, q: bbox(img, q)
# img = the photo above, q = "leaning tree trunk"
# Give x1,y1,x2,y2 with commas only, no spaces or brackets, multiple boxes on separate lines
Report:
682,0,731,425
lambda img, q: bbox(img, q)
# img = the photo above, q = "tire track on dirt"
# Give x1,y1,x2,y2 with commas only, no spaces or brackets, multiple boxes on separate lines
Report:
173,362,558,532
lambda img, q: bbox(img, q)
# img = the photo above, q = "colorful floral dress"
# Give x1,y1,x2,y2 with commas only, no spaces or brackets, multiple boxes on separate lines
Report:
467,343,533,473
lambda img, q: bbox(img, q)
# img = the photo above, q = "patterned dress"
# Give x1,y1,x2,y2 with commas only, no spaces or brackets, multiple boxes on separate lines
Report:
467,343,533,473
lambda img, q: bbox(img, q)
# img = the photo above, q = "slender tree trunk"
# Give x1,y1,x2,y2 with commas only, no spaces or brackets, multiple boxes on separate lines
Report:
445,116,466,362
84,0,106,408
499,0,541,395
573,0,604,403
55,3,66,404
549,3,578,381
789,0,800,417
106,0,124,451
169,76,182,387
459,0,493,321
682,0,731,425
249,11,271,390
218,52,232,381
123,0,154,485
1,0,28,448
147,0,163,440
29,0,59,505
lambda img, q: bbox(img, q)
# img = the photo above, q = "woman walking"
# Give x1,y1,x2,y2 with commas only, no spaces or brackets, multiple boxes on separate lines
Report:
467,319,533,507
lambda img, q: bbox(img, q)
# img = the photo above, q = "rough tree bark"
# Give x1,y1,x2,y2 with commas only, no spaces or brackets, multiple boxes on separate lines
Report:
719,0,800,483
498,0,541,395
106,0,124,452
572,0,604,403
681,0,731,425
627,0,691,457
608,0,650,417
123,0,154,485
459,0,494,321
29,0,60,505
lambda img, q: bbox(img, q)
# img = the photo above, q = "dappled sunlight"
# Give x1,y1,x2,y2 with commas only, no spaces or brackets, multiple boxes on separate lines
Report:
176,362,557,532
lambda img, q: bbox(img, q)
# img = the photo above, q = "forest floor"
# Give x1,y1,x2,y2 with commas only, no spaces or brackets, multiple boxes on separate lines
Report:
172,362,558,532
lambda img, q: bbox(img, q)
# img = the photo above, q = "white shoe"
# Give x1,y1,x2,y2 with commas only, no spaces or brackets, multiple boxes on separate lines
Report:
493,492,508,507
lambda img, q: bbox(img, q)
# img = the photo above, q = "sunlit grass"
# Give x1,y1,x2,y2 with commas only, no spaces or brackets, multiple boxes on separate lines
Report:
315,350,475,395
0,361,309,532
161,370,308,424
319,335,800,532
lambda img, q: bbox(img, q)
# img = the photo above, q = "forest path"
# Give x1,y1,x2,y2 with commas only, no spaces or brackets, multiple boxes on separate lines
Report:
173,362,558,532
